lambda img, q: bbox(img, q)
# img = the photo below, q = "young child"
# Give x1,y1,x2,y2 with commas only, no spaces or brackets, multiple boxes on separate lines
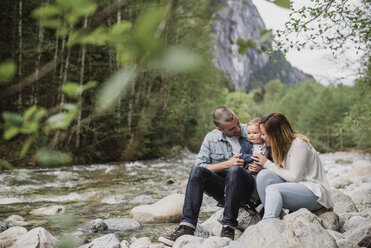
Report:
240,118,272,175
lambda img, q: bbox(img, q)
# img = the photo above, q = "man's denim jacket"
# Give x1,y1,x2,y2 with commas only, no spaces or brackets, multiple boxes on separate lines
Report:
195,124,247,167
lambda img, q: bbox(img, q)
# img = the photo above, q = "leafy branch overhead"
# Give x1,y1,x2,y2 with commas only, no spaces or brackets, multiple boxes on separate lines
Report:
0,0,202,167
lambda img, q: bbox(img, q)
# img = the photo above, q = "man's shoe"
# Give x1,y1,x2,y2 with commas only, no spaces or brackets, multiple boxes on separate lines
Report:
220,225,235,240
158,225,195,246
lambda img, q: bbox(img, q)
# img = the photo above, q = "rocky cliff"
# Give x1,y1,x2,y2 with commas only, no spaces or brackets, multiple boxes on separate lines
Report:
212,0,313,91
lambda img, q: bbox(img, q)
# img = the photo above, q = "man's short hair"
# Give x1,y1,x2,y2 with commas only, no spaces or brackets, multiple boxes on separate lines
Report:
213,106,235,128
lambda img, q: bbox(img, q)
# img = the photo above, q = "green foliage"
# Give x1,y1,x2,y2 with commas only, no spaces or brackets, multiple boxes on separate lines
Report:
34,149,71,166
0,60,16,85
275,0,370,55
237,29,274,55
273,0,291,9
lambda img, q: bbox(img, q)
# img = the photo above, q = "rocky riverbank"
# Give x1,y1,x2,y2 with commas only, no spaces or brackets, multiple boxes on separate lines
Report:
0,151,370,247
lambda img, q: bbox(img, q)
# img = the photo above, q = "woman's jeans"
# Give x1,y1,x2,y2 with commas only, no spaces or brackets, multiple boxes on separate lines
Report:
256,169,322,219
180,165,254,228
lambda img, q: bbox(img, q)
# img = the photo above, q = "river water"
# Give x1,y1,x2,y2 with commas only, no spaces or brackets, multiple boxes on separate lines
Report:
0,150,370,243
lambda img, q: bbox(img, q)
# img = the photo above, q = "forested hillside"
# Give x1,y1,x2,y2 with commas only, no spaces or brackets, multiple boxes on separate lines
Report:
0,0,369,168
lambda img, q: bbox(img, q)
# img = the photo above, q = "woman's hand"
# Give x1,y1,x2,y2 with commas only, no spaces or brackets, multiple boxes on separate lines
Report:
251,153,268,166
248,162,263,173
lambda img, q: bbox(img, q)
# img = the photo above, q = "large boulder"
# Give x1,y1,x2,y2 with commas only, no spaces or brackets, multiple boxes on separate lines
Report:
10,227,57,248
227,218,337,248
0,226,27,248
79,233,120,248
173,235,231,248
130,194,185,223
30,205,65,216
347,163,371,185
103,218,140,231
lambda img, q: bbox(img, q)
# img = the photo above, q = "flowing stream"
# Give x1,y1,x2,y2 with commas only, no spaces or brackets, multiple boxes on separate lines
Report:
0,150,370,243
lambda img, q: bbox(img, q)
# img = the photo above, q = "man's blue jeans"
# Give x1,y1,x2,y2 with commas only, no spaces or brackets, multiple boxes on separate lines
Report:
180,165,255,228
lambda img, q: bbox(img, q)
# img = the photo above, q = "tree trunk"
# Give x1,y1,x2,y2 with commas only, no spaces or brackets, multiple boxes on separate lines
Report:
34,0,46,105
17,0,23,109
116,6,122,129
76,17,88,148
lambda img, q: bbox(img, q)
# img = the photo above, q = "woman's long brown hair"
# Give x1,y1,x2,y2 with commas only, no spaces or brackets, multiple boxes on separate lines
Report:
260,113,309,165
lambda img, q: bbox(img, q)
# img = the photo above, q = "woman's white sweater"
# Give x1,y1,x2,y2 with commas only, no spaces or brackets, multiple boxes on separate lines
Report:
263,137,334,209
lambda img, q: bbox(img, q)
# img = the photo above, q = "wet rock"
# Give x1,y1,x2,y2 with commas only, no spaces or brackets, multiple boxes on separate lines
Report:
0,221,8,233
130,194,184,223
228,218,337,248
11,227,57,248
104,218,140,231
78,218,108,234
30,205,65,216
129,195,155,205
4,215,28,227
79,233,120,248
130,237,151,248
0,226,27,248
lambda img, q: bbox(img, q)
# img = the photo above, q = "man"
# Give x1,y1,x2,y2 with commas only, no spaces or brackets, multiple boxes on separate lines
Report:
159,106,256,246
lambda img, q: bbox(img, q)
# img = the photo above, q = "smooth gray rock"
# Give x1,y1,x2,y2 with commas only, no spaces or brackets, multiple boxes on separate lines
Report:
10,227,57,248
78,218,108,234
332,190,358,215
130,194,185,223
30,205,65,216
120,240,129,248
0,222,8,233
349,185,371,205
4,215,28,227
0,226,27,248
227,218,337,248
173,235,231,248
130,237,151,248
283,208,322,225
104,218,140,231
79,233,120,248
318,211,340,231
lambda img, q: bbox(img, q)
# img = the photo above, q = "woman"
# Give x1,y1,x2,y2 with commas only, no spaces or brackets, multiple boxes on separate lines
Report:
251,113,333,219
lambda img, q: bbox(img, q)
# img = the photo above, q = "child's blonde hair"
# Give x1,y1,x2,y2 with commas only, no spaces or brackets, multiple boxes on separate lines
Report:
248,118,261,127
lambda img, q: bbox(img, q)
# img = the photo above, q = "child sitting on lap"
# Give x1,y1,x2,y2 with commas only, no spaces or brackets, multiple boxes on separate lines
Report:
240,118,272,175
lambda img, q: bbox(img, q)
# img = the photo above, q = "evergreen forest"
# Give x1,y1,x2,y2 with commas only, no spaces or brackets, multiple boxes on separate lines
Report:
0,0,370,169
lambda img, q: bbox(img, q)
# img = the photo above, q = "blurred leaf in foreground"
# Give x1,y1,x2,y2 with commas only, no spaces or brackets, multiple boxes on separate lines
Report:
0,60,16,85
95,67,137,113
35,149,71,166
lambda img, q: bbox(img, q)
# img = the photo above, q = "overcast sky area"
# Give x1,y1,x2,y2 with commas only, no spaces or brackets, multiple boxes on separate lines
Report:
251,0,360,86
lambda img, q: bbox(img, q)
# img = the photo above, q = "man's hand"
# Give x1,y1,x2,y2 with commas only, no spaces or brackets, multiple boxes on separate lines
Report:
226,153,244,168
251,153,268,167
248,161,263,173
